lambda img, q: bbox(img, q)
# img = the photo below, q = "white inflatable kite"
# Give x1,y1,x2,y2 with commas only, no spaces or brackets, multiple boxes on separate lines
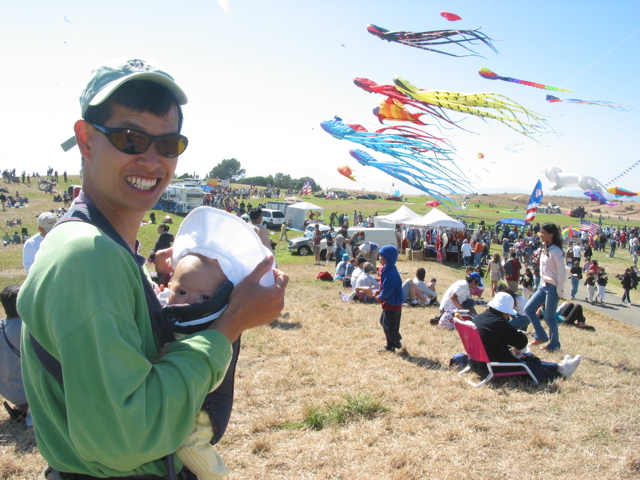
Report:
543,166,607,192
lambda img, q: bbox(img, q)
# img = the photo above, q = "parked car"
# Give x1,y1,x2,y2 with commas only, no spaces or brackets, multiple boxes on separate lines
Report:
288,224,331,256
356,193,377,200
261,208,286,228
332,190,350,199
385,195,403,202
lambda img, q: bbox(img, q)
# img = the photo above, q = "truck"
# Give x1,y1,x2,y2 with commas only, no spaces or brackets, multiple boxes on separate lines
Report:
161,182,205,214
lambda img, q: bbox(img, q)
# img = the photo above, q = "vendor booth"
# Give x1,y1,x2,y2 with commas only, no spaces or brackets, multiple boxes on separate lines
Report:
284,201,324,230
373,205,421,228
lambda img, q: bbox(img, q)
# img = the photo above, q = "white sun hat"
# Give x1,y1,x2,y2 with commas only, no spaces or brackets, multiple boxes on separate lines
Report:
487,292,517,316
171,206,275,287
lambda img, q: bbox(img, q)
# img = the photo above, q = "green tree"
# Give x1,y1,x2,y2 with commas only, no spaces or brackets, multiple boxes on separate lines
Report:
206,159,246,182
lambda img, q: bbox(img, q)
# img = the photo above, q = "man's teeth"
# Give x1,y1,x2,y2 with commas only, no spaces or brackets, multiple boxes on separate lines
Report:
126,177,157,191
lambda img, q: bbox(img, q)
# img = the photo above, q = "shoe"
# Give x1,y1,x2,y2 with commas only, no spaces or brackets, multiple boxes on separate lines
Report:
529,339,548,346
2,401,27,422
562,354,572,364
378,346,395,353
558,355,582,378
540,345,560,352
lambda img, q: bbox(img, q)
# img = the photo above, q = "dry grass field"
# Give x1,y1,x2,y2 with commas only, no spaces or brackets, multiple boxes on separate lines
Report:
1,182,640,479
4,259,639,479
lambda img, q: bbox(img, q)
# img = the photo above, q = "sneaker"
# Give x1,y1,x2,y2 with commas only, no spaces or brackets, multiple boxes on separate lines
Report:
558,355,582,378
540,345,560,352
562,354,572,363
377,346,395,353
529,339,548,346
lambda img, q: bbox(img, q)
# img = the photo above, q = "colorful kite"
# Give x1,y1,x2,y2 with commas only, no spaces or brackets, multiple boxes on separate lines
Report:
366,24,498,58
373,97,427,125
320,117,455,162
354,78,467,131
477,152,485,159
425,200,441,206
546,95,631,111
337,166,357,181
393,76,554,138
348,149,469,206
440,12,461,21
479,68,571,92
607,186,640,197
584,190,619,206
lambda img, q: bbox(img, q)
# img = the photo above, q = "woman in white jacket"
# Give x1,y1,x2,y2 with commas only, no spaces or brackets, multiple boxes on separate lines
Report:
523,223,566,351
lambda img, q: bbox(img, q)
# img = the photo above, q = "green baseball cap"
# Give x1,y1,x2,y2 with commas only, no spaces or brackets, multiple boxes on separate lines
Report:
80,57,187,115
62,58,188,152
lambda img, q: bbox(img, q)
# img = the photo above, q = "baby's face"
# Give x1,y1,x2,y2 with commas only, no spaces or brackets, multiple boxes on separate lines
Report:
168,255,228,305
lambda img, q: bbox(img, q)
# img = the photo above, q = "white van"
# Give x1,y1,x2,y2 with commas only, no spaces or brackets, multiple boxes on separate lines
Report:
261,208,286,228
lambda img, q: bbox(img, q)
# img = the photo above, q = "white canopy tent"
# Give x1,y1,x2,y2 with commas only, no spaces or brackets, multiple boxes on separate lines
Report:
284,201,324,230
409,208,465,229
373,205,421,228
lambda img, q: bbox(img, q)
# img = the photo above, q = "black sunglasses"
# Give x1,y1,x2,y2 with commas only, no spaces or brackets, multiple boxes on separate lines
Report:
91,123,188,158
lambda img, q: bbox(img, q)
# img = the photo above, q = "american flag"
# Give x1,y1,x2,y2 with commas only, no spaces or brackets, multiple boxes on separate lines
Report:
579,218,600,235
525,180,543,224
300,178,313,196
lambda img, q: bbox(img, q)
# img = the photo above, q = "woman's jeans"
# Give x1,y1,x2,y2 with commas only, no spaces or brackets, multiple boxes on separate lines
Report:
570,276,580,299
524,283,561,350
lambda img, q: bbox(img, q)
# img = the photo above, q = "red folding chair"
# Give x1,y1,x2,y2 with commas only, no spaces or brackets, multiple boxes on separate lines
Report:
453,319,539,387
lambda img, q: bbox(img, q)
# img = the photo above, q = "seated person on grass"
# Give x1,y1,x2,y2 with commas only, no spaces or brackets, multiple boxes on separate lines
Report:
352,262,379,303
471,292,583,383
402,267,437,306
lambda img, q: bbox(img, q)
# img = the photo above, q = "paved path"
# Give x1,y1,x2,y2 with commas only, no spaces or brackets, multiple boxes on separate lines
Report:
562,275,640,329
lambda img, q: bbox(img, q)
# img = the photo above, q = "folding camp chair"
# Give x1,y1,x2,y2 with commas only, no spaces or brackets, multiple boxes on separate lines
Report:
453,318,539,387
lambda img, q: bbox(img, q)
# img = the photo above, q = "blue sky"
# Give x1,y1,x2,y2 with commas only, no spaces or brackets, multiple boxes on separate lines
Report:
1,0,638,197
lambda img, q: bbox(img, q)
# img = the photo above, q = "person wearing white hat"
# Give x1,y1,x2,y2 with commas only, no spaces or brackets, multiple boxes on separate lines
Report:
471,292,582,383
22,212,57,274
18,58,288,480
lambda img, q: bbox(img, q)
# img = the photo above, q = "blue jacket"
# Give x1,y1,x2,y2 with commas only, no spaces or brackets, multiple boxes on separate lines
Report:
378,245,404,308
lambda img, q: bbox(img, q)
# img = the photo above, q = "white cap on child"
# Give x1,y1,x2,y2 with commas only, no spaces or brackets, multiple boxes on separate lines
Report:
171,206,275,287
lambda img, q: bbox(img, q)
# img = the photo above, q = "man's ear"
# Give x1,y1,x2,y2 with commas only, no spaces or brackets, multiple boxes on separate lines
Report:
74,120,94,161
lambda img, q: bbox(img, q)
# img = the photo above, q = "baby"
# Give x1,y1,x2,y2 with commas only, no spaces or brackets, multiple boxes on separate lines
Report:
160,253,232,480
158,205,275,479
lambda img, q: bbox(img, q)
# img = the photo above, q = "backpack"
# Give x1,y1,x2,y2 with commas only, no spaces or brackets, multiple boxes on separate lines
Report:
317,271,334,281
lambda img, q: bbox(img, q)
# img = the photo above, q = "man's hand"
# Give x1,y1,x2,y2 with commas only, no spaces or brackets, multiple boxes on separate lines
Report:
211,256,288,343
154,247,174,275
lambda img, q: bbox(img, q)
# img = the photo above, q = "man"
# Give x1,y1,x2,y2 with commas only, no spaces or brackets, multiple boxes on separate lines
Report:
460,239,472,267
312,223,322,265
356,240,378,269
572,243,582,266
325,227,334,263
249,207,272,251
471,292,582,382
0,191,6,211
473,239,483,267
402,268,437,306
22,212,57,274
18,58,287,479
504,251,522,291
437,272,482,329
0,285,28,422
279,221,288,242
